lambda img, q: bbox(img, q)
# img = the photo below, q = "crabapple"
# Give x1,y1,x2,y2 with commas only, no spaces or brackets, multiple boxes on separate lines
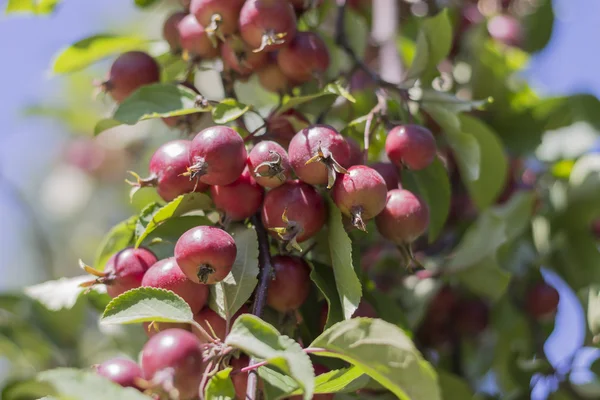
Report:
332,165,387,231
277,31,329,83
247,140,291,188
526,282,559,320
369,162,400,191
375,189,429,244
266,256,311,312
256,61,294,93
487,14,522,47
239,0,297,52
177,14,220,60
346,137,363,167
288,125,351,188
230,355,250,399
127,139,208,202
84,247,157,298
142,257,209,314
192,305,249,342
454,299,489,337
190,0,245,37
221,35,268,76
102,52,160,103
385,125,436,170
261,180,326,250
163,11,187,52
141,329,204,399
210,167,264,221
96,358,143,390
426,286,458,325
188,125,247,185
264,109,309,148
175,226,237,284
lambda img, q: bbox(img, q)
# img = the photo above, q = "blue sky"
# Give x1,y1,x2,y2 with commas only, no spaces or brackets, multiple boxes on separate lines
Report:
0,0,599,397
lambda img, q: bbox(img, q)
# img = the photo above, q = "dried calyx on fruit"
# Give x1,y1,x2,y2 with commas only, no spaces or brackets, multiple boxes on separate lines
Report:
332,165,388,231
177,13,220,61
247,140,292,188
186,125,247,185
288,124,350,188
221,35,269,77
175,226,237,284
100,51,160,104
126,139,207,202
239,0,298,52
80,247,157,298
190,0,245,41
261,180,326,251
141,329,204,399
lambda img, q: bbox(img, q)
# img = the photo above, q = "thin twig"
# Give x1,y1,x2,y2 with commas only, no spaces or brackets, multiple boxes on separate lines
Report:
334,0,410,98
250,214,274,317
246,214,275,400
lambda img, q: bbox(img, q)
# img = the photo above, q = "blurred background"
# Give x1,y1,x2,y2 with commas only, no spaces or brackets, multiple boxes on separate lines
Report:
2,0,600,399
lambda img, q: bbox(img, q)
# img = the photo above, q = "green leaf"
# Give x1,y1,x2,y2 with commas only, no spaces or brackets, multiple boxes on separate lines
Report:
134,0,159,7
135,202,163,239
211,98,251,124
5,0,61,15
404,9,452,83
420,89,491,113
448,192,534,270
364,290,410,330
138,215,211,260
38,369,152,400
458,115,508,209
24,276,104,311
326,197,362,320
101,287,194,325
94,216,137,270
258,367,299,400
1,379,55,400
437,371,474,400
210,225,259,319
310,318,440,400
94,118,122,136
135,192,213,247
425,105,508,210
112,83,209,126
52,34,147,74
310,261,344,329
204,368,235,400
278,81,354,113
289,367,369,395
225,315,315,400
522,0,554,53
402,157,450,242
454,256,511,302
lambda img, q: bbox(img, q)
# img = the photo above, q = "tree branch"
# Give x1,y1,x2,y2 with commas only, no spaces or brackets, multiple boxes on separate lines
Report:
246,214,275,400
334,0,409,97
